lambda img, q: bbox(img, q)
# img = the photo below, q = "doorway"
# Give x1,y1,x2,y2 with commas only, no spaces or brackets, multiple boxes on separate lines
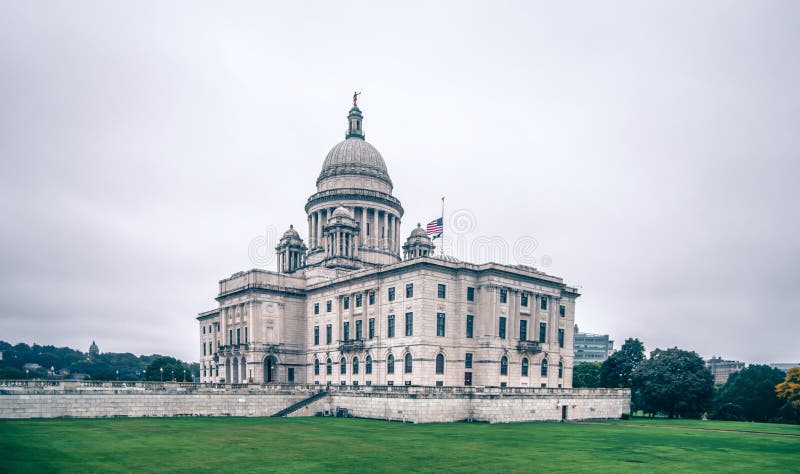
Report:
561,405,568,421
464,372,472,386
264,356,278,383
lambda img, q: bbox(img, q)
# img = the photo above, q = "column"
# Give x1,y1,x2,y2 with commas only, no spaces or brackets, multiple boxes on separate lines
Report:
383,211,389,251
396,218,401,254
308,216,312,250
388,214,393,252
372,209,379,248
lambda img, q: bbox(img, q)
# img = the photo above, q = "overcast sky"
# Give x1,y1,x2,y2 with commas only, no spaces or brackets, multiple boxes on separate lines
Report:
1,1,798,364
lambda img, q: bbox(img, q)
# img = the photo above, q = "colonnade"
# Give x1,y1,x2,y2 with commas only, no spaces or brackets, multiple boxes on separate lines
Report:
307,206,401,253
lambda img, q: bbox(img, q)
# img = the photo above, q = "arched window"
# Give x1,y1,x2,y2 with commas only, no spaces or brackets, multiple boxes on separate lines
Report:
387,354,395,374
521,357,529,376
435,354,445,374
500,356,508,376
353,357,359,375
404,353,413,374
340,358,347,375
366,355,373,374
558,361,563,378
326,358,332,375
314,359,320,375
541,359,548,377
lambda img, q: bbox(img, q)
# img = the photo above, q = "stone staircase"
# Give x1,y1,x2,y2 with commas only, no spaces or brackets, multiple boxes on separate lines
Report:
271,390,328,417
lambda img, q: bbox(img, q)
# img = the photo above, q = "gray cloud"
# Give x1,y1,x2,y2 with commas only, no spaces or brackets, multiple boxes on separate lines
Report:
1,1,798,363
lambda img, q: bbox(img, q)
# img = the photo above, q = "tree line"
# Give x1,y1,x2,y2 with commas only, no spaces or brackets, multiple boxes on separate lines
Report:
0,341,197,382
573,338,800,424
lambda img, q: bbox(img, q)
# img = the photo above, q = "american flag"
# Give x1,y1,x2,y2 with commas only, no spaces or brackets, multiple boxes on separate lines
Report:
426,217,443,239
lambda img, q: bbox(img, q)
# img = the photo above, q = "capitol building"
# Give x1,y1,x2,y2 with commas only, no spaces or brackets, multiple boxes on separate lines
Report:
197,101,579,389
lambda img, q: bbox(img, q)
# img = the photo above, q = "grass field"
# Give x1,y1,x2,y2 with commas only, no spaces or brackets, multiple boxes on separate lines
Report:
1,417,798,473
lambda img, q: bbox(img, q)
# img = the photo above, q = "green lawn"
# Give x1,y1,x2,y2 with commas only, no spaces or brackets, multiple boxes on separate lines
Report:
0,417,798,473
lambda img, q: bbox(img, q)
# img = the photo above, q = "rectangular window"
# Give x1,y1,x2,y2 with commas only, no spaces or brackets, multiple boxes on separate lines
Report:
326,300,332,312
314,302,320,315
540,296,548,311
356,293,362,307
245,327,248,343
437,284,446,299
343,322,350,341
236,328,241,345
388,287,395,301
467,287,475,301
229,329,233,345
558,328,565,348
314,326,319,345
466,315,474,339
388,315,395,338
368,318,375,339
405,312,413,337
465,353,473,369
500,289,507,304
521,293,528,307
326,324,332,345
539,322,547,343
203,343,206,356
436,313,446,337
406,283,414,298
202,326,206,334
519,319,528,341
559,305,566,317
369,291,375,305
499,317,506,339
343,297,350,310
355,320,363,340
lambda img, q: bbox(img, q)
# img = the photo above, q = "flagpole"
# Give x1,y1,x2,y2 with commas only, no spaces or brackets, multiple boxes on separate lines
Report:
440,196,445,256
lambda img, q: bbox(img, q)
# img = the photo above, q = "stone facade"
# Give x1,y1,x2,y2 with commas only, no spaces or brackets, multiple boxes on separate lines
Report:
197,102,582,393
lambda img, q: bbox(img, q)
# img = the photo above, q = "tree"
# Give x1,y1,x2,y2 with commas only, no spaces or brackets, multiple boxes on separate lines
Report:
632,347,714,419
600,338,645,388
144,356,193,382
776,367,800,424
573,362,602,388
713,365,785,422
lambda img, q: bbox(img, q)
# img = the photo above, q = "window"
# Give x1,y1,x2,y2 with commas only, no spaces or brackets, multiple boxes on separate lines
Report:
209,342,213,355
519,320,527,341
558,329,565,348
465,353,473,369
356,293,363,307
521,293,528,307
539,322,547,343
541,359,548,377
436,354,445,374
203,343,206,356
404,353,413,373
343,297,350,310
499,317,507,339
540,296,548,310
558,361,563,378
314,326,319,345
236,328,241,345
202,326,206,334
500,356,508,376
366,222,370,236
366,355,373,374
521,357,529,376
405,312,413,337
326,358,332,375
326,324,332,345
467,287,475,301
245,327,248,343
436,313,446,337
355,320,362,340
314,302,320,315
388,287,395,301
369,291,375,305
353,357,359,375
229,329,233,345
387,354,395,374
343,322,350,341
368,318,375,339
559,305,566,317
437,284,446,299
339,358,346,375
314,359,320,375
326,300,332,312
387,315,395,338
500,289,507,304
466,315,474,338
406,283,414,298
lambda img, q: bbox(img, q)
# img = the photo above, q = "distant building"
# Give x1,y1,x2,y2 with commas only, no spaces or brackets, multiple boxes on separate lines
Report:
769,363,799,372
88,341,99,359
573,326,614,364
706,357,745,384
